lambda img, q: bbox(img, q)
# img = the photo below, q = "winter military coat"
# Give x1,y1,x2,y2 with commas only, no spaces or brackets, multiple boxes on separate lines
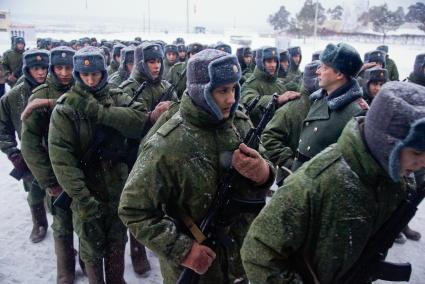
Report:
107,59,119,76
241,118,409,284
292,79,368,171
48,82,149,218
260,88,311,184
386,57,399,81
240,67,287,126
2,48,24,86
108,66,130,89
0,79,34,157
408,72,425,87
163,58,176,78
166,61,187,98
119,94,275,284
21,74,72,189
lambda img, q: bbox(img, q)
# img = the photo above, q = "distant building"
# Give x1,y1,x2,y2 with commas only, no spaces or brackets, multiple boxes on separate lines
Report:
0,10,11,32
194,26,206,34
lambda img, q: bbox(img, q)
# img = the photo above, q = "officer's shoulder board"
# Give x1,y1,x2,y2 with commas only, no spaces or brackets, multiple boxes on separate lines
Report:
157,116,183,137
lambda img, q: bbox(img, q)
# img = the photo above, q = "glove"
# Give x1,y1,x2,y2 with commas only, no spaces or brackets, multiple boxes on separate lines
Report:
232,143,270,185
80,95,103,122
181,242,216,275
76,196,103,221
9,152,29,173
47,184,63,197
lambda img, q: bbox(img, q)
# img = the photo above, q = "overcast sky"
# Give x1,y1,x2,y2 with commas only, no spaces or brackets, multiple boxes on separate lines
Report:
0,0,419,31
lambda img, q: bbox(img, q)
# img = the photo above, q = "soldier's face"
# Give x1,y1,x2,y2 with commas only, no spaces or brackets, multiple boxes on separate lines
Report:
179,51,186,59
53,65,73,85
166,52,177,63
368,81,384,98
280,60,289,71
29,66,48,84
126,63,134,74
243,55,252,65
146,58,161,79
399,147,425,177
114,55,121,64
16,43,25,51
264,59,277,75
211,82,236,119
317,64,342,91
292,54,301,65
80,72,102,88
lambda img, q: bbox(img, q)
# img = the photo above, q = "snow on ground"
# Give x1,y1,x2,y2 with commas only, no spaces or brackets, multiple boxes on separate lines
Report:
0,33,424,283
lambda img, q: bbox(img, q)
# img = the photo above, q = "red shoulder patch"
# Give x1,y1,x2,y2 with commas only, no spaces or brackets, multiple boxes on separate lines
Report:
356,98,369,110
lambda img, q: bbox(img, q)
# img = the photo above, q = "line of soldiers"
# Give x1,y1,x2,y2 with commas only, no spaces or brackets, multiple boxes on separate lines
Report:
1,34,425,284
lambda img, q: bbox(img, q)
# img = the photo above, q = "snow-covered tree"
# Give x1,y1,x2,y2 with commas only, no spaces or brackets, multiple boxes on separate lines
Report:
359,4,405,39
268,5,291,31
296,0,326,36
406,2,425,33
327,5,344,21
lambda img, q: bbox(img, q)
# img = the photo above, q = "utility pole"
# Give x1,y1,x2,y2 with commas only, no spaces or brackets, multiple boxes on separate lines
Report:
313,0,319,39
186,0,190,34
148,0,151,33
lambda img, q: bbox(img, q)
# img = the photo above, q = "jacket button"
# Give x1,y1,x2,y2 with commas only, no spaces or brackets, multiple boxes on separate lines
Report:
314,127,318,132
307,146,311,151
305,122,309,126
299,139,302,143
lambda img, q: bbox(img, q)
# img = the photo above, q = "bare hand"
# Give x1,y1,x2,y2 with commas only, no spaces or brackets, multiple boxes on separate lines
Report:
232,143,270,185
361,62,378,72
150,101,172,123
181,242,216,275
277,91,300,106
48,184,63,197
21,98,53,120
7,74,17,83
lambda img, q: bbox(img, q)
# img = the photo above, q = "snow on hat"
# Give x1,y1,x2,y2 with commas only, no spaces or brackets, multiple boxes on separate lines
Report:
23,49,49,86
134,42,164,83
164,44,178,55
364,81,425,181
362,66,388,95
50,46,74,67
255,46,279,75
186,49,241,122
320,43,362,77
73,46,108,91
367,50,386,68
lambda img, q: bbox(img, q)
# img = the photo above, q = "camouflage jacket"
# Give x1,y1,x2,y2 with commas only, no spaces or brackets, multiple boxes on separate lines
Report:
386,57,399,81
48,82,148,211
240,67,287,126
241,118,408,284
2,48,24,82
108,67,130,89
119,94,275,284
107,59,119,76
166,61,187,98
21,74,73,189
0,79,33,157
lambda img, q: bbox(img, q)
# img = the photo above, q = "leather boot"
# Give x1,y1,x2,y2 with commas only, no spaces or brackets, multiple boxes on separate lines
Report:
403,225,422,241
29,202,48,243
104,243,126,284
130,234,151,275
55,237,75,284
85,261,105,284
394,233,406,244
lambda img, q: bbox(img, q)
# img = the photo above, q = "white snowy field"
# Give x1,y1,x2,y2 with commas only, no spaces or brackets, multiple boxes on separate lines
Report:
0,33,424,283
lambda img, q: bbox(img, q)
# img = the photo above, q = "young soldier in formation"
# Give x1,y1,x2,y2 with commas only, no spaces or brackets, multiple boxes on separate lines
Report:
377,45,399,81
291,43,368,171
2,36,25,88
119,49,275,284
108,45,135,89
163,44,179,77
236,46,254,85
362,66,388,104
107,43,125,75
241,81,425,284
48,46,148,283
0,49,50,243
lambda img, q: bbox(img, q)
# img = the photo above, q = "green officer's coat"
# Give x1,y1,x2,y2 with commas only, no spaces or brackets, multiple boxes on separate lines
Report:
241,118,409,284
119,94,275,284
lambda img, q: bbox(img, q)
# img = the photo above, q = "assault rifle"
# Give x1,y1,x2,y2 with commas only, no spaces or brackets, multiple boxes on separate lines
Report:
176,94,278,284
244,94,261,116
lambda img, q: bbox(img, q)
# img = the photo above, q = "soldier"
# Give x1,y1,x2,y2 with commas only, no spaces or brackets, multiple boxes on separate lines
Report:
48,46,148,283
312,50,322,61
407,53,425,86
108,46,135,89
166,42,204,98
362,66,388,104
99,46,111,66
261,60,321,186
236,47,254,85
277,50,289,80
241,81,425,283
291,43,368,171
107,43,125,75
2,36,25,88
118,49,275,284
177,44,187,62
240,46,300,126
377,45,399,81
357,49,386,87
20,46,79,283
0,49,50,243
163,44,178,77
287,46,302,77
0,55,5,97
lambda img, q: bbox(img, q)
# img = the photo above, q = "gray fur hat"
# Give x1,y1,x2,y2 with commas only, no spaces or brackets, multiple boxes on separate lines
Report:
187,49,241,122
120,45,135,65
377,45,389,54
255,46,279,75
164,44,178,55
177,44,187,53
320,43,362,77
134,42,164,83
364,81,425,182
23,49,50,85
303,60,321,94
312,50,322,61
362,66,388,94
413,53,425,78
112,43,125,58
50,46,74,67
367,50,386,68
215,43,232,54
73,46,108,91
187,43,204,56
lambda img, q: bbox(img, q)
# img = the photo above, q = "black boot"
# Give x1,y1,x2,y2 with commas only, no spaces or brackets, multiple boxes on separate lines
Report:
130,234,151,275
104,243,126,284
403,225,422,241
85,261,104,284
29,202,48,243
55,237,76,284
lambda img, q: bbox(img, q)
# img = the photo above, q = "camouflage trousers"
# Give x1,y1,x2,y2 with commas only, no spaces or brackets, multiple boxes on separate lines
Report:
23,177,46,206
47,196,74,239
72,206,127,264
